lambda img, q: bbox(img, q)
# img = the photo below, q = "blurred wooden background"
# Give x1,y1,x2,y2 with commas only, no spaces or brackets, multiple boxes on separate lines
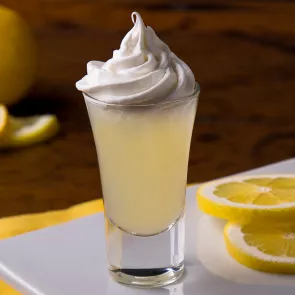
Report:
1,0,295,217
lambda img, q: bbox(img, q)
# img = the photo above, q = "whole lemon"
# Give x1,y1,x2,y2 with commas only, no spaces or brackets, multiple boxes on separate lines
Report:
0,6,36,105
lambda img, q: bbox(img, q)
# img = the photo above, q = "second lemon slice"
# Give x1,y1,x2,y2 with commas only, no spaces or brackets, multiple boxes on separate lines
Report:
224,222,295,273
0,113,59,148
197,175,295,222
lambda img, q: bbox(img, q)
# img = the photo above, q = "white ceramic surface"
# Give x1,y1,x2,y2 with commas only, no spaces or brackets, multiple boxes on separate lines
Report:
1,158,295,295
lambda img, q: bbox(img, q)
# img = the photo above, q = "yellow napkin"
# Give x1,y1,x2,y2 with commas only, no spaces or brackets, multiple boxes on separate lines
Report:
0,199,104,294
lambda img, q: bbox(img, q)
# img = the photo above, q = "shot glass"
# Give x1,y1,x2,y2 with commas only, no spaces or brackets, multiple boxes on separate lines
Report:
83,84,200,287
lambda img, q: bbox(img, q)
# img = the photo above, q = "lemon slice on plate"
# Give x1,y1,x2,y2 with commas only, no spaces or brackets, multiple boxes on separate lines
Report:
197,175,295,222
0,104,8,135
0,109,59,149
224,222,295,273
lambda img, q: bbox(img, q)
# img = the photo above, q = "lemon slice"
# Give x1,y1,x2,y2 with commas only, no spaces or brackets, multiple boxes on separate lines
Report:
197,175,295,222
0,104,8,135
0,114,59,148
224,222,295,273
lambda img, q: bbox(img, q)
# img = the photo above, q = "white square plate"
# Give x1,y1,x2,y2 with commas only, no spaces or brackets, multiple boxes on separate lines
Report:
1,159,295,295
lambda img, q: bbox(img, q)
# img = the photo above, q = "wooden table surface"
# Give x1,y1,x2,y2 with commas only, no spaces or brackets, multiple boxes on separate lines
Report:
1,0,295,218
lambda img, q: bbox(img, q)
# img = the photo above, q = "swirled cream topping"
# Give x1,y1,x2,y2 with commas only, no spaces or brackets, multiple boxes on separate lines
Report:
76,12,195,104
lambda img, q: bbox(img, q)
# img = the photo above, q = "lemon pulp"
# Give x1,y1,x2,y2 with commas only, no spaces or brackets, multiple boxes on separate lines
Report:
215,177,295,205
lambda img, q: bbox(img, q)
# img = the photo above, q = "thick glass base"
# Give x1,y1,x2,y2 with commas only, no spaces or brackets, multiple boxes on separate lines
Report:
109,263,184,288
105,213,185,288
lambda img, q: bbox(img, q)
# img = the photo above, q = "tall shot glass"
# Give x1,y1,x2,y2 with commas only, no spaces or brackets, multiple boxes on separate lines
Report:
83,84,200,288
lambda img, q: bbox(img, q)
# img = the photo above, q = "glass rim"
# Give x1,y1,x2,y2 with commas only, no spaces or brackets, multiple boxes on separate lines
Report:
83,82,200,108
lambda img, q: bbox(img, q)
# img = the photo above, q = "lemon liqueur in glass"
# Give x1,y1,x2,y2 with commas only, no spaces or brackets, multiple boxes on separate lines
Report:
76,12,199,287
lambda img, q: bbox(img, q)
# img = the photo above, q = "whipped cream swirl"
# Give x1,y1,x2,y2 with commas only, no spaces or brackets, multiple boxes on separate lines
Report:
76,12,195,104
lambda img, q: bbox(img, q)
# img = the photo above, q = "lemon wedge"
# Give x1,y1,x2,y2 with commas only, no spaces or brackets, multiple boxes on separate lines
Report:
0,104,8,135
197,175,295,222
0,105,59,148
224,222,295,274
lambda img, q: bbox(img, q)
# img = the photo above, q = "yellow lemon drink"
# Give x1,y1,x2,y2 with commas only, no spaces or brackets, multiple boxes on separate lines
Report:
85,93,197,236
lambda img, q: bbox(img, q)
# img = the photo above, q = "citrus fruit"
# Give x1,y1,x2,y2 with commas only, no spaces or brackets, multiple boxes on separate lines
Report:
197,175,295,222
0,5,36,105
0,113,59,149
0,104,8,135
224,222,295,274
